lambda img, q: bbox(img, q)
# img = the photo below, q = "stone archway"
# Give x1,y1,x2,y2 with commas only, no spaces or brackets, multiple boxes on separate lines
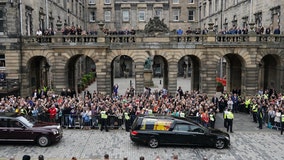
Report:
26,56,50,94
66,54,96,96
177,55,201,92
153,55,169,90
222,54,246,94
111,55,135,96
258,54,281,93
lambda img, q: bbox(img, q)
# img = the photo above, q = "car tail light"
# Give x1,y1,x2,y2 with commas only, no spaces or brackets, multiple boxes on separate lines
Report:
131,130,138,136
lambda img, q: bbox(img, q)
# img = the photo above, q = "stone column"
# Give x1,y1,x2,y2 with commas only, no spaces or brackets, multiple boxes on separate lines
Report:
135,61,145,95
52,52,67,93
167,60,178,95
244,65,258,96
199,52,219,97
96,59,109,95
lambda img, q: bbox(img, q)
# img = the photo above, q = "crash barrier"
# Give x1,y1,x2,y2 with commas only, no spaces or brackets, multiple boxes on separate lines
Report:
26,113,203,129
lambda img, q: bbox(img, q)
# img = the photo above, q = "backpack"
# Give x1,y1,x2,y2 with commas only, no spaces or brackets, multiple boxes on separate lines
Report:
83,115,90,122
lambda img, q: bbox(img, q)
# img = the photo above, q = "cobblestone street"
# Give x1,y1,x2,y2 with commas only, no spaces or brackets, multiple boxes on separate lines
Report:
0,113,283,160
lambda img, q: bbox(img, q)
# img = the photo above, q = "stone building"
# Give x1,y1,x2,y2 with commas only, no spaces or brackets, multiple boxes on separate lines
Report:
0,0,283,97
198,0,283,34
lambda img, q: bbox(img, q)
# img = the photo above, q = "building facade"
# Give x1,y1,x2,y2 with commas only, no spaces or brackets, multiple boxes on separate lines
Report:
0,0,283,97
198,0,283,34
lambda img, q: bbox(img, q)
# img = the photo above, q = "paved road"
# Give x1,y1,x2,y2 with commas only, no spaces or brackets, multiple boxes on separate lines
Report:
0,113,283,160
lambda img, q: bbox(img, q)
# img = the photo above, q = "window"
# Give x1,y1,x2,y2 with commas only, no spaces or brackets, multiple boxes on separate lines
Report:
89,11,96,22
209,1,212,15
203,4,206,17
188,10,195,21
138,10,145,21
173,9,180,21
173,0,179,4
0,8,4,33
173,124,190,132
9,120,23,128
104,0,111,4
189,125,205,133
89,0,95,4
155,9,162,19
104,10,111,22
188,0,194,3
0,54,5,68
215,0,219,12
122,10,129,22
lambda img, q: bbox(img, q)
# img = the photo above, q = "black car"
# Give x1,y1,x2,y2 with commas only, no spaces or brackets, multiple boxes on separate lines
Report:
0,113,63,147
130,115,230,149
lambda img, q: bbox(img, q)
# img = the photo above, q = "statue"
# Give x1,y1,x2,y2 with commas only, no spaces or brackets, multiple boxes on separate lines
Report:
144,17,169,35
144,57,153,70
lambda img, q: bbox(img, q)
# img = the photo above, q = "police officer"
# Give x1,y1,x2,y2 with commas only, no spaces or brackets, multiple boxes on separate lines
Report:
223,107,228,128
226,109,234,133
251,101,258,123
124,110,130,132
257,105,263,129
100,108,109,132
209,109,215,128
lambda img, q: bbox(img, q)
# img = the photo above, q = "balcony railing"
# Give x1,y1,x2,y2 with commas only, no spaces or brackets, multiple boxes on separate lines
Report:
22,33,284,46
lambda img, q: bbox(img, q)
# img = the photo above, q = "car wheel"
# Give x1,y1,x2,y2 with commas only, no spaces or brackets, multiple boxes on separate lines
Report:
37,135,50,147
148,138,159,148
215,139,225,149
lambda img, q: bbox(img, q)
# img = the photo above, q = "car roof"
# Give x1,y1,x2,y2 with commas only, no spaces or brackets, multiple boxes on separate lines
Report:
137,115,199,125
0,112,19,118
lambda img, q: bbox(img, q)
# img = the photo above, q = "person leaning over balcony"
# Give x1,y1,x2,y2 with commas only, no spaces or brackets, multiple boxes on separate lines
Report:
176,27,183,42
274,26,280,34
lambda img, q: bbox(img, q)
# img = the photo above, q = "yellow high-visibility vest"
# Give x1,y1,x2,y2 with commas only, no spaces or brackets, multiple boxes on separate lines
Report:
226,112,234,119
252,104,258,112
210,114,214,121
124,112,130,120
281,114,284,122
180,112,185,118
100,111,108,119
245,99,251,108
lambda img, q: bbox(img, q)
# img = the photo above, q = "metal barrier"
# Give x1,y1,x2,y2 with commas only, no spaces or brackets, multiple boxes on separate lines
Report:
26,112,203,130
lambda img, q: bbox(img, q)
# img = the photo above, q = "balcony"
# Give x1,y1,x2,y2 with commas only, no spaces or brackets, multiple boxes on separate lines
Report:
0,79,20,97
21,33,284,49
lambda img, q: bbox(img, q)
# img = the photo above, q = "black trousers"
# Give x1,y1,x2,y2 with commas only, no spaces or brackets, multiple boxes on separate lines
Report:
227,119,233,132
125,119,130,132
252,112,257,123
100,119,108,131
281,122,284,135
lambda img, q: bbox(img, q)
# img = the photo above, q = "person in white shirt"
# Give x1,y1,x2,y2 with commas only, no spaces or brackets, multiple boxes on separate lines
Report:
36,29,42,36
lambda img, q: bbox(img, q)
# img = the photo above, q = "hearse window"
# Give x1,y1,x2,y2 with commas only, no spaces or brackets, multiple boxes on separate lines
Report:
190,125,205,133
140,119,172,131
173,124,190,132
10,120,23,128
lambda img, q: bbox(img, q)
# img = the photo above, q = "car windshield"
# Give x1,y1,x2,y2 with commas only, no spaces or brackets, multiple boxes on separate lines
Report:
17,116,33,128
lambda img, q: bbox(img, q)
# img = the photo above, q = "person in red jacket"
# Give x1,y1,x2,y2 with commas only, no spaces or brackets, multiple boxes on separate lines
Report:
48,104,57,123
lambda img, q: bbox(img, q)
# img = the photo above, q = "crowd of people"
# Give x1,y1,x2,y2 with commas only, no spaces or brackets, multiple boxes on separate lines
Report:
0,83,283,134
1,85,284,160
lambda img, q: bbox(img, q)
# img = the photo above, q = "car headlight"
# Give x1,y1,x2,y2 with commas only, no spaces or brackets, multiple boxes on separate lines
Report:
52,129,59,135
225,136,230,140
